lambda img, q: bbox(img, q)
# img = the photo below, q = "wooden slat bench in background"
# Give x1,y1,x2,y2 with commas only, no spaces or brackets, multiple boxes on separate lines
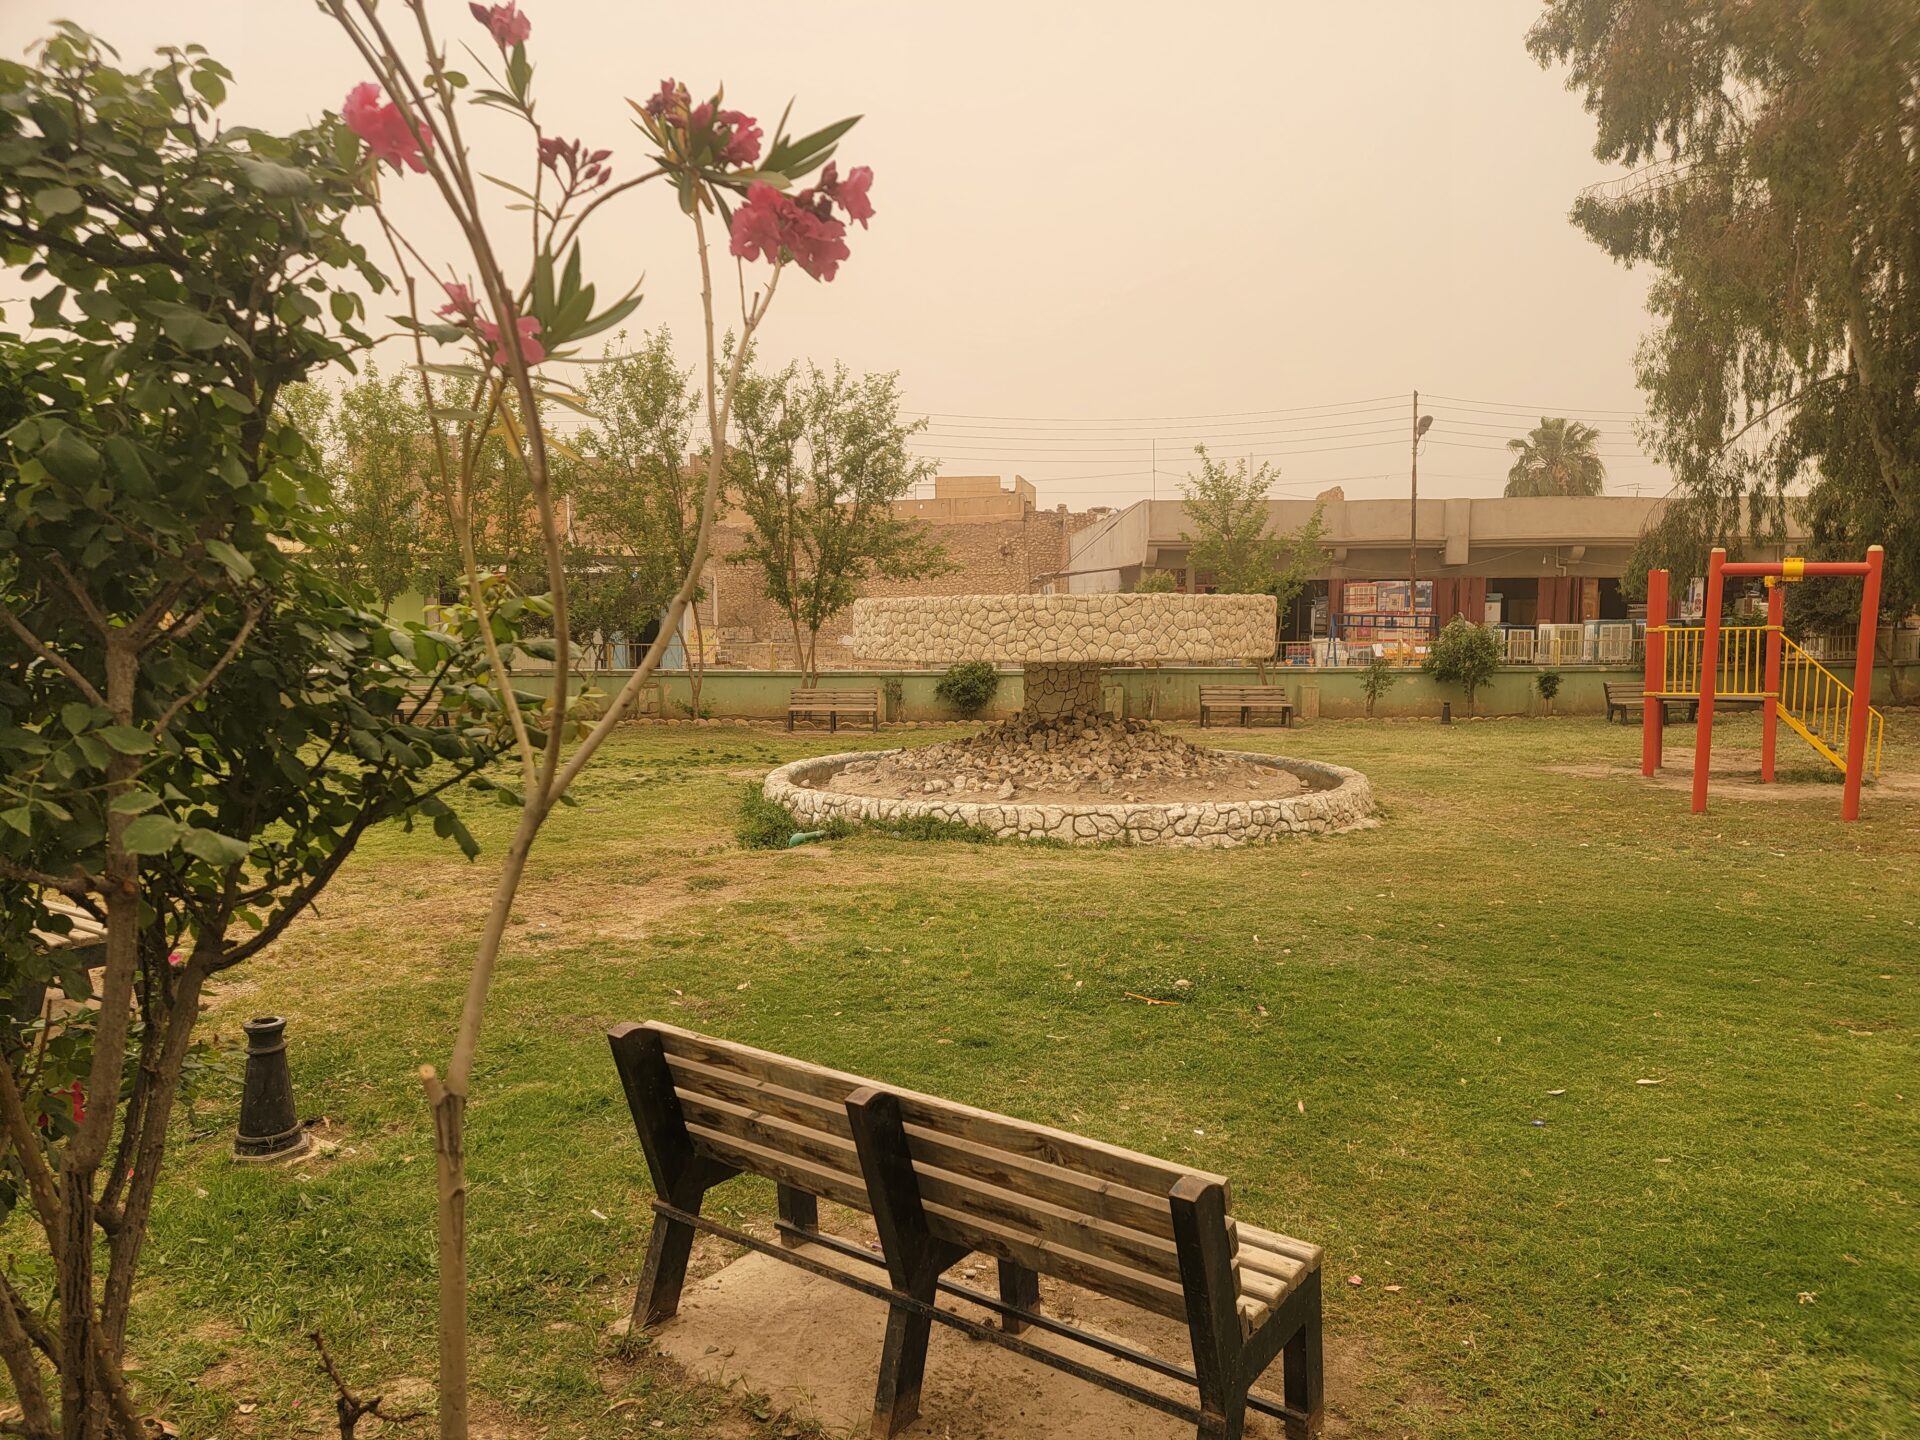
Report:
610,1021,1325,1439
1199,685,1295,729
1603,682,1703,725
787,688,881,733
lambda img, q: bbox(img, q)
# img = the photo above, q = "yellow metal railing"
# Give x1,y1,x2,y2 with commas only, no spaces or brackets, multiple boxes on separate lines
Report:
1658,626,1884,776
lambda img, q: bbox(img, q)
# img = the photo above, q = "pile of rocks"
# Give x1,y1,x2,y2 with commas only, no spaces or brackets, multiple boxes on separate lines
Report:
830,709,1257,800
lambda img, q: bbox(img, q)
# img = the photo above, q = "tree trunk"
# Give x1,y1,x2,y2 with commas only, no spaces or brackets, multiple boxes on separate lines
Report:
687,601,706,718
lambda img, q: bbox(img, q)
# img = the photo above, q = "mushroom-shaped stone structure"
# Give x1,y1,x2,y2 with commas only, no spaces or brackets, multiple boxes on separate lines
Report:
846,592,1278,716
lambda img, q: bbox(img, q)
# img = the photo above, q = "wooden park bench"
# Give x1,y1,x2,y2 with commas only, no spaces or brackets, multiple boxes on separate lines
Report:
1603,682,1698,725
1199,685,1295,729
787,687,881,733
609,1021,1325,1439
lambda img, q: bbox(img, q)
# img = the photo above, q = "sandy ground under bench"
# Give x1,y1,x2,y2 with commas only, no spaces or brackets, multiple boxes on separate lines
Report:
649,1240,1322,1439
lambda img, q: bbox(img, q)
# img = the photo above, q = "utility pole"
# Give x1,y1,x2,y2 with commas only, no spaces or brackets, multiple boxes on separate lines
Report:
1410,393,1433,624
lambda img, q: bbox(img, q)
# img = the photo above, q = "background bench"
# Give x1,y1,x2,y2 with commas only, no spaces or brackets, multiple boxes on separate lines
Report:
1603,682,1700,725
1199,685,1295,729
610,1021,1324,1439
787,687,880,732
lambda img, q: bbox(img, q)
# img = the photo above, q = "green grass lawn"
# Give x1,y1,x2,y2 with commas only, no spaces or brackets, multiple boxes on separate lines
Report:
84,712,1919,1438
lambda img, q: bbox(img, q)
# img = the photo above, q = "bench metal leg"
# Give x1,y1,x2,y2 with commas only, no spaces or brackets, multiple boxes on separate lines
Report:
787,713,795,731
846,1086,969,1439
777,1184,818,1249
830,711,839,734
608,1024,734,1329
996,1259,1040,1334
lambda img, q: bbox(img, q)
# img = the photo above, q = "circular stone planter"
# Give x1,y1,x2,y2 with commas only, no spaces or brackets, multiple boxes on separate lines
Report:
764,750,1375,848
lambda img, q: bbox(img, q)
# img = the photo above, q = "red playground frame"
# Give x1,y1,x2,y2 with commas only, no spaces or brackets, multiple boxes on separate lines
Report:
1642,545,1885,821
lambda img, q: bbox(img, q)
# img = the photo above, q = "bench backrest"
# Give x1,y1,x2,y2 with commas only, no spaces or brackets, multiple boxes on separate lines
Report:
1602,682,1641,699
1199,686,1291,702
789,689,879,704
635,1020,1227,1319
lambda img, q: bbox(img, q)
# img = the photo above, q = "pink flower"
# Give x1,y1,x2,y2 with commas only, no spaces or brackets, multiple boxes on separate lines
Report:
727,183,849,282
728,183,791,265
342,82,434,174
644,78,689,119
784,207,849,281
716,109,762,166
470,2,531,48
476,314,546,367
69,1080,85,1126
438,282,477,321
820,162,874,228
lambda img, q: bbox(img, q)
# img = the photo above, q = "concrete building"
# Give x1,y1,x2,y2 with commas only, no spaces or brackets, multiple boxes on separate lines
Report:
1061,494,1811,637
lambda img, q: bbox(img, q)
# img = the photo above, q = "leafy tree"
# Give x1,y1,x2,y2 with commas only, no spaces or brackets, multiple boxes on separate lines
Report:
0,29,521,1434
1133,569,1178,593
1423,618,1503,708
1179,446,1327,654
1361,653,1399,717
934,660,999,716
295,366,433,607
1530,0,1919,620
570,331,706,700
1504,418,1606,497
728,357,949,681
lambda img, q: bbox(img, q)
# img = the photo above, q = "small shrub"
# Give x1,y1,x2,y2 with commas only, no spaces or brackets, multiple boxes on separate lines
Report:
1361,654,1399,716
737,785,800,849
935,660,1000,716
1536,669,1563,709
1134,570,1178,593
1423,617,1504,706
882,676,905,721
864,813,1000,843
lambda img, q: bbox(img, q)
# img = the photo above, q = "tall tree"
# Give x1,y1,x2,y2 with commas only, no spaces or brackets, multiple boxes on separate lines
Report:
1179,446,1327,653
570,331,707,704
1504,417,1607,496
296,367,433,607
1530,0,1919,617
728,358,949,681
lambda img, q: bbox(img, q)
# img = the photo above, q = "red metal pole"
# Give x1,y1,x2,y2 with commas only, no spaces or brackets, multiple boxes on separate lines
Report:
1642,569,1668,776
1841,545,1884,822
1691,549,1726,815
1760,579,1784,783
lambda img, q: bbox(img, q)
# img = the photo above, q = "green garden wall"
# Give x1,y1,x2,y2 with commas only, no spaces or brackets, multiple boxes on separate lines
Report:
524,661,1918,722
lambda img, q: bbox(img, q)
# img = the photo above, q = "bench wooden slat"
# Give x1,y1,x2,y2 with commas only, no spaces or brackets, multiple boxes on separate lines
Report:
682,1123,873,1213
918,1200,1189,1321
655,1024,1219,1200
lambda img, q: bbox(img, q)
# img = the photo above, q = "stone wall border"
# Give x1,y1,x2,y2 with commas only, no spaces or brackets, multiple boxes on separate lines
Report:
762,750,1375,847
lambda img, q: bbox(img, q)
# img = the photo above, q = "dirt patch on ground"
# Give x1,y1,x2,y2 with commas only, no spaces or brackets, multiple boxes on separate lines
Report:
644,1210,1441,1440
1550,749,1920,802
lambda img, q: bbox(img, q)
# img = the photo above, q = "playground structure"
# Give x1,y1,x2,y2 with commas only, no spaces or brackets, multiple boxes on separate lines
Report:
1641,546,1886,820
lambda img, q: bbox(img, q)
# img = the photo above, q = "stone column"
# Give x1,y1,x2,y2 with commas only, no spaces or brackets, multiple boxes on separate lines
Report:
1021,663,1103,720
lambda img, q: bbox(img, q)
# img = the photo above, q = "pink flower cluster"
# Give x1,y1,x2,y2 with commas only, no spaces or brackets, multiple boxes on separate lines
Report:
470,2,531,48
728,161,876,282
644,79,761,168
438,284,546,367
342,83,434,173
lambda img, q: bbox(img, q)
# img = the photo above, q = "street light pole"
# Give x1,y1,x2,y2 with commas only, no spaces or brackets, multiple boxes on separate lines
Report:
1410,395,1433,621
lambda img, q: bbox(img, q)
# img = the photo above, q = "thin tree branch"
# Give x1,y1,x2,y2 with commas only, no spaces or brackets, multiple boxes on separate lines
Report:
153,601,263,732
0,605,105,707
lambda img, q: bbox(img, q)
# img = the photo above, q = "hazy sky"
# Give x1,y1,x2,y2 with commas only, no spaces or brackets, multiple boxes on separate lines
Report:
2,2,1666,506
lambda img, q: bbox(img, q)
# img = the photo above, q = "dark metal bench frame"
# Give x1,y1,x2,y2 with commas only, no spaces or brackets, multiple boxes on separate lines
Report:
610,1024,1322,1439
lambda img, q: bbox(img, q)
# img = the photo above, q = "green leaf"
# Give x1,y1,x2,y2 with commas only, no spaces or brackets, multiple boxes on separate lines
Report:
109,788,163,816
39,427,102,483
0,806,31,836
148,302,232,352
560,241,582,304
120,814,184,855
32,185,83,219
97,726,155,755
181,827,249,866
203,537,256,580
329,292,360,325
60,702,94,735
234,155,307,195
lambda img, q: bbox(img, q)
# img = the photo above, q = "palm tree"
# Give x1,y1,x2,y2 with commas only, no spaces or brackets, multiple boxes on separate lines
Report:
1504,417,1607,497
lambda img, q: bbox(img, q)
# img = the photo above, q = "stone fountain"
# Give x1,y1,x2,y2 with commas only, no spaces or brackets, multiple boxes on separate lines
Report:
762,593,1374,847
